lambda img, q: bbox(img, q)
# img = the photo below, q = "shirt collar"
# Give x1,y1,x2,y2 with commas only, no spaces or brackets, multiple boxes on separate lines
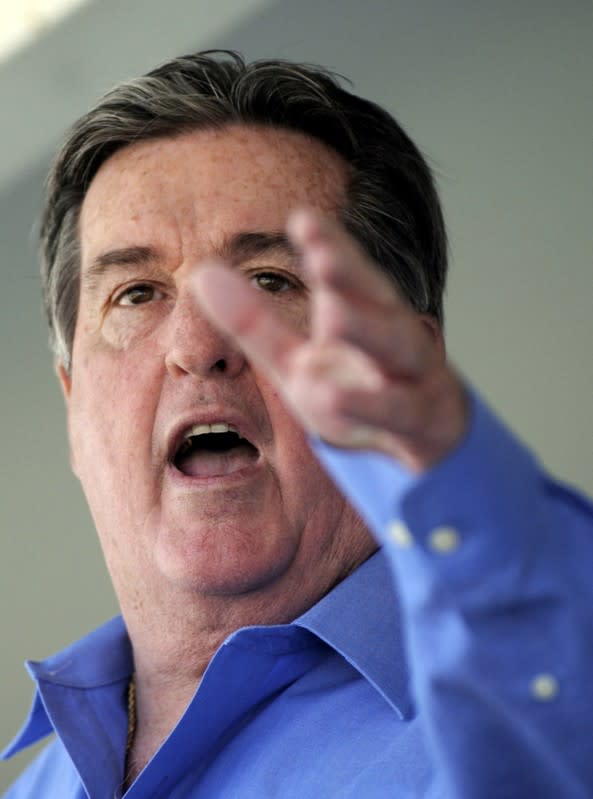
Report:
2,550,411,760
295,549,412,719
1,616,132,760
26,615,133,688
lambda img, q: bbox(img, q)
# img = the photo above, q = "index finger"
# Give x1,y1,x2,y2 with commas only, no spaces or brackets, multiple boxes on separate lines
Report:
192,261,304,380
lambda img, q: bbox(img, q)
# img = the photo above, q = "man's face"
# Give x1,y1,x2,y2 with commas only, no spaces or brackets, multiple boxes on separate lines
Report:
60,125,372,616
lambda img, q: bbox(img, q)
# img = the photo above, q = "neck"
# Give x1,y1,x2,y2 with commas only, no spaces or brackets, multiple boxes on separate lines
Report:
117,525,376,786
121,589,310,788
123,665,197,789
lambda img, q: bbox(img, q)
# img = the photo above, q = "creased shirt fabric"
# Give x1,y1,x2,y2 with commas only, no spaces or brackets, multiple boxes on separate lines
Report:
2,393,592,798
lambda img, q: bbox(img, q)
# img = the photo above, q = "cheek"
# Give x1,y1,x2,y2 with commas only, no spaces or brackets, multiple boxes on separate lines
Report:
67,347,161,481
263,384,330,496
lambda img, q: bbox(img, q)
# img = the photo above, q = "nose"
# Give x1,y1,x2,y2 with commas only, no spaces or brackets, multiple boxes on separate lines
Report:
164,287,247,380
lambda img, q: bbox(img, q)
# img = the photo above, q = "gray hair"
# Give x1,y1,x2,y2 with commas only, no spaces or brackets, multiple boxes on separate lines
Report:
40,50,448,371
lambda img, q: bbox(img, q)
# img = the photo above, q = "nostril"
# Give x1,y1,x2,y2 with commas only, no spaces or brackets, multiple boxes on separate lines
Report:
214,358,227,372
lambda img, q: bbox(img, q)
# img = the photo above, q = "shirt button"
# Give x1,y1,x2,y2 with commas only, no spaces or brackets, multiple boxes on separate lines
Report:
388,521,414,548
428,527,461,554
530,673,559,701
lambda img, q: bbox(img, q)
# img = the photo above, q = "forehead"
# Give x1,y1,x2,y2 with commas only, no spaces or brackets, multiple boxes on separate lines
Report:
79,125,348,260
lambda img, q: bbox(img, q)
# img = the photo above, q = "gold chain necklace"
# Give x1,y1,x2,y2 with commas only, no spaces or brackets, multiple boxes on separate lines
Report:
126,674,137,755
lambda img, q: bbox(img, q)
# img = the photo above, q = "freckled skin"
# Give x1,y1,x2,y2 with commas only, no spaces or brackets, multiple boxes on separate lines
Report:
59,126,375,635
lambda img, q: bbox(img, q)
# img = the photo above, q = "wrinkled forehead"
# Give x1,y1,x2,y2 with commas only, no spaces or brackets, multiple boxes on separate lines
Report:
79,125,349,262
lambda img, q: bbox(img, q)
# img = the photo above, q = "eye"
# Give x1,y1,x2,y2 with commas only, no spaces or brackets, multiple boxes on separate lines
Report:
250,271,295,294
115,283,163,306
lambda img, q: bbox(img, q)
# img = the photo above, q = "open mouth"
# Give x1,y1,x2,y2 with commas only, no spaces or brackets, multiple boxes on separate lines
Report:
171,423,259,479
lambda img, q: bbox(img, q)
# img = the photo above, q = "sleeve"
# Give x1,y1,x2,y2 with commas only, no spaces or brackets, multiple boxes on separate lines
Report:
311,390,593,798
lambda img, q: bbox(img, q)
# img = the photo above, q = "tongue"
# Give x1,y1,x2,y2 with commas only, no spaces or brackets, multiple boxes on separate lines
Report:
177,444,258,478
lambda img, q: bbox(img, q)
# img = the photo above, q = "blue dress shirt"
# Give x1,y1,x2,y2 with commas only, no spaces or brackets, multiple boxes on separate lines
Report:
3,393,592,797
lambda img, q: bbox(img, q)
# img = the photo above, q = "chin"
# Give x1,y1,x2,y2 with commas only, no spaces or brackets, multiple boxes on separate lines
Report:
152,521,301,599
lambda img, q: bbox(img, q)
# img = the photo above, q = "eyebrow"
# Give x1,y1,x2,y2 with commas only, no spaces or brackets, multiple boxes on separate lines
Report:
84,245,160,289
83,231,297,287
217,231,297,264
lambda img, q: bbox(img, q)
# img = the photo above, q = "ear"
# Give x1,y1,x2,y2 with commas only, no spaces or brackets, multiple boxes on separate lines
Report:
56,361,79,475
56,360,72,401
420,315,446,358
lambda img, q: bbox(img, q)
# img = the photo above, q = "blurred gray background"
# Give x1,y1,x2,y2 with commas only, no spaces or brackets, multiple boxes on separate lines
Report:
1,0,591,791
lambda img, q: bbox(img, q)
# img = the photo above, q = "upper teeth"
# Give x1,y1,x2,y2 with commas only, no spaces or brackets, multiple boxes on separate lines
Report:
183,422,239,439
